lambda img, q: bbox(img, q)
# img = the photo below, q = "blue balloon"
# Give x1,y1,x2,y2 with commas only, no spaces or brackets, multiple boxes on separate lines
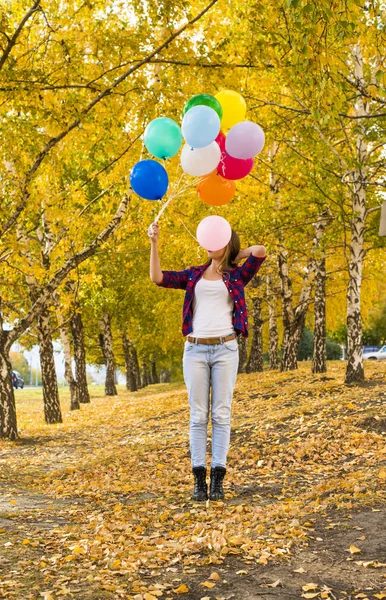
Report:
130,160,168,200
181,105,221,149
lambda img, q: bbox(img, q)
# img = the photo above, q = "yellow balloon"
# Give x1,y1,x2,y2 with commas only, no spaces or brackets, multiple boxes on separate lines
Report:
215,90,246,130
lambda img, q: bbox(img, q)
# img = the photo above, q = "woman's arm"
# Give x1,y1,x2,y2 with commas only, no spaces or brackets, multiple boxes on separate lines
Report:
149,222,163,284
236,245,266,262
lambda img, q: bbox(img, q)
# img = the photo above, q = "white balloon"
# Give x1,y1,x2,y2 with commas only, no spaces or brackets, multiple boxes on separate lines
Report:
180,142,221,177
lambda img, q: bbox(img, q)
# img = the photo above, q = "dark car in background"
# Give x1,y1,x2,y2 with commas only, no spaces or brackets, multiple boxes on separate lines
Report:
12,371,24,389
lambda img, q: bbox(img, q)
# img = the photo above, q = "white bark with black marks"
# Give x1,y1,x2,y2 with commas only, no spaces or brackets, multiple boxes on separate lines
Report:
237,336,248,373
312,211,332,373
131,346,142,389
312,256,327,374
345,43,368,384
266,275,279,370
71,311,90,404
0,326,18,440
99,313,117,396
279,253,313,371
37,309,62,424
280,211,330,372
246,295,264,373
0,194,130,440
122,334,138,392
59,317,80,410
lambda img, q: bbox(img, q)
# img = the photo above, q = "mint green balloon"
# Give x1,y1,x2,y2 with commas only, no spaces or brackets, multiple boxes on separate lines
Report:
144,117,182,159
183,94,223,121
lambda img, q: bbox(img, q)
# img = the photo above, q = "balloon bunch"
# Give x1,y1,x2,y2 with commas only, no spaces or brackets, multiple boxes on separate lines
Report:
130,90,265,209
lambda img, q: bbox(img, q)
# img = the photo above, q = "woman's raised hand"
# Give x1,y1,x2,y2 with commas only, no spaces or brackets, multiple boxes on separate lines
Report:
148,221,159,241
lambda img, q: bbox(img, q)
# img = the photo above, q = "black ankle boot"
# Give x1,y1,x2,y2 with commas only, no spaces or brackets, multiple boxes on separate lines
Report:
192,466,208,501
210,466,226,500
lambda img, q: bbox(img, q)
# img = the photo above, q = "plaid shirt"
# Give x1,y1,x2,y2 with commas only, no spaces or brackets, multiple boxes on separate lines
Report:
156,254,266,337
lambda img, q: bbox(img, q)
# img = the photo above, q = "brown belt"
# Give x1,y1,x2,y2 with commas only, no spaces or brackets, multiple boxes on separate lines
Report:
186,333,237,345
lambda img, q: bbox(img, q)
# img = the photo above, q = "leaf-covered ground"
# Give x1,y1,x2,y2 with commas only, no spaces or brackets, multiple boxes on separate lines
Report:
1,362,386,600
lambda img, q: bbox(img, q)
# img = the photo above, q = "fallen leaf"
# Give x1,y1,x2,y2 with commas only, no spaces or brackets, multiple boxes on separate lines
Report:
378,467,386,479
209,572,221,581
294,567,307,573
302,584,318,592
302,594,319,599
348,544,361,554
174,585,189,594
201,581,216,589
374,594,386,600
267,580,281,588
144,594,157,600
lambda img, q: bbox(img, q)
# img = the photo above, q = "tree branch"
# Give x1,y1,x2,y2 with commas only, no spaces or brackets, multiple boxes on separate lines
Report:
0,0,41,72
6,194,131,349
0,0,219,238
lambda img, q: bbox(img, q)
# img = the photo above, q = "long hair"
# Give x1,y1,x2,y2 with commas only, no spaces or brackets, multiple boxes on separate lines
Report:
205,229,241,274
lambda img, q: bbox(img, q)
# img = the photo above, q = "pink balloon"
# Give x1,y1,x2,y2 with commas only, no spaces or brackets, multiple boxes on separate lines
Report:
225,121,265,159
196,215,232,252
217,151,254,180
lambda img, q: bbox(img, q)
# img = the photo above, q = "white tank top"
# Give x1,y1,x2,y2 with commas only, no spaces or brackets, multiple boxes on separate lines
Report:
191,277,234,338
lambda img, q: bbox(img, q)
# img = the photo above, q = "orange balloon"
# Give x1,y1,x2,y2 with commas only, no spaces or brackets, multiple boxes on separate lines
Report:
197,172,236,206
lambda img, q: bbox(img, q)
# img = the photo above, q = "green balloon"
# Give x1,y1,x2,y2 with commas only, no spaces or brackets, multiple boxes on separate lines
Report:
182,94,223,121
144,117,182,159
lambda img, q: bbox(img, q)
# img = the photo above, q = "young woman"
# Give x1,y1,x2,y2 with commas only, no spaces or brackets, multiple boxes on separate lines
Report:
149,221,266,501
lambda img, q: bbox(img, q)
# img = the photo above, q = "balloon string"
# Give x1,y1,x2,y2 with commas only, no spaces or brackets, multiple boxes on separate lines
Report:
148,175,200,240
154,194,174,223
219,151,226,177
152,175,198,224
174,213,198,242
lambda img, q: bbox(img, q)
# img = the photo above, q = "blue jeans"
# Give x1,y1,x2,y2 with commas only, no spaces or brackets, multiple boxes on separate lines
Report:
182,337,239,469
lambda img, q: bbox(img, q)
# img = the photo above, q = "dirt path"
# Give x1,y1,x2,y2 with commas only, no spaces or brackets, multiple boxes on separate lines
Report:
1,485,385,599
1,363,385,599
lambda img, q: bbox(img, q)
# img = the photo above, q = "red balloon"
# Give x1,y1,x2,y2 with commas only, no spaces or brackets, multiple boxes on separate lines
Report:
217,151,254,181
215,131,226,152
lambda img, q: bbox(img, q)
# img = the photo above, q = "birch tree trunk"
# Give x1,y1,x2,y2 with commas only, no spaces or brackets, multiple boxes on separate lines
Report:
246,296,264,373
280,211,330,372
0,194,130,439
279,250,304,371
312,255,327,373
37,309,62,424
100,313,117,396
131,346,141,389
71,311,90,404
0,329,18,440
141,360,151,388
266,275,279,369
151,357,159,384
59,318,80,410
345,43,368,384
237,336,248,373
122,334,137,392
